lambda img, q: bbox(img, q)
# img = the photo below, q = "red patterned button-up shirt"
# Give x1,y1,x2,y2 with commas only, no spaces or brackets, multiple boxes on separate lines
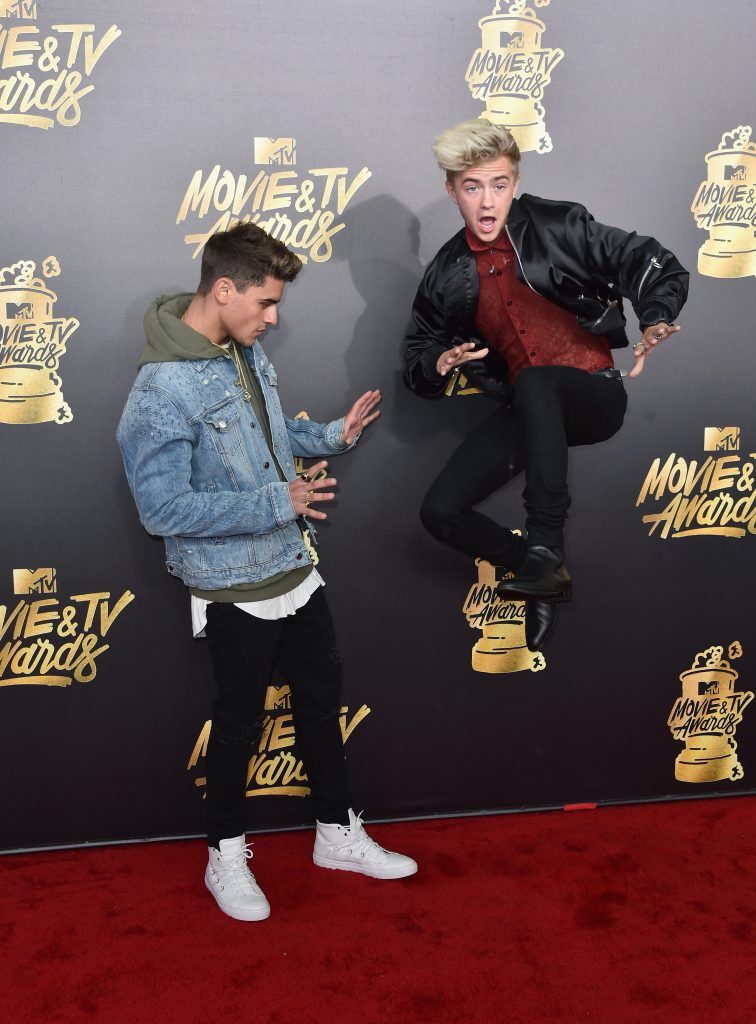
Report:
467,228,613,384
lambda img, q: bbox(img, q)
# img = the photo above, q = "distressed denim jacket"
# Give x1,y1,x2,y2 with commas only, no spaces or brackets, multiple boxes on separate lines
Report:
117,342,352,589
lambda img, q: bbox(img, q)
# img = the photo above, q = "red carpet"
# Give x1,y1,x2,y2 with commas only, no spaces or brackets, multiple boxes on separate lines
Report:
2,797,755,1024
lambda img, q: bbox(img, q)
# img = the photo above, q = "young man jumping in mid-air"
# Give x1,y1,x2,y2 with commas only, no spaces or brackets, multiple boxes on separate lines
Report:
404,119,688,650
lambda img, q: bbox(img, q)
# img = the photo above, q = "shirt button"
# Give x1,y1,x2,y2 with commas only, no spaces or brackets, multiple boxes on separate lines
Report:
496,271,502,277
519,329,526,335
530,351,536,357
506,301,513,306
263,461,270,469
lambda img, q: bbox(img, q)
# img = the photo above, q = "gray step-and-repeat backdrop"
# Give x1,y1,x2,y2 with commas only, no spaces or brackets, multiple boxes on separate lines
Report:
1,0,754,851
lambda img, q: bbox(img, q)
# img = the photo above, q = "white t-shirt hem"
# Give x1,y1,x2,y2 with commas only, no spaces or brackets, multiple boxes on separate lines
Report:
191,569,325,638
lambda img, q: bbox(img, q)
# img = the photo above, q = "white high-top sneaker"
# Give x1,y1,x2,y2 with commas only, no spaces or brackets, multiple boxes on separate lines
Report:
205,835,270,921
313,809,418,879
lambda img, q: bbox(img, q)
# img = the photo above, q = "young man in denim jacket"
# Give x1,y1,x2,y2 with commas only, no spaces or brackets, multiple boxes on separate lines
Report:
118,224,416,922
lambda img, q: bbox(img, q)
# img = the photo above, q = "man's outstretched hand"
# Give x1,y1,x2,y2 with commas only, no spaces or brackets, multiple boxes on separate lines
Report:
436,341,490,377
628,323,681,378
341,389,382,444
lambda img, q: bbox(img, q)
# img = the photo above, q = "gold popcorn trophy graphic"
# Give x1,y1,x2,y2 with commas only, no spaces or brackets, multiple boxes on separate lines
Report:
691,126,756,279
463,557,545,673
0,258,78,424
668,643,754,783
292,411,327,566
444,370,483,398
466,0,564,154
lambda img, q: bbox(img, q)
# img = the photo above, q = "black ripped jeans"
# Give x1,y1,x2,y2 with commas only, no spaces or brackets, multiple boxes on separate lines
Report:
203,587,351,848
420,366,627,562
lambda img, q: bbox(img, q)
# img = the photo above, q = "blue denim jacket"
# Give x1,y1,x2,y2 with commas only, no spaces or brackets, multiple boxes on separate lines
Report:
117,342,352,589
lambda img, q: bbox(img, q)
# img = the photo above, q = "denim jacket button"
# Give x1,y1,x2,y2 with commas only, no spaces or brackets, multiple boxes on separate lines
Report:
218,419,227,430
296,553,303,560
263,461,270,469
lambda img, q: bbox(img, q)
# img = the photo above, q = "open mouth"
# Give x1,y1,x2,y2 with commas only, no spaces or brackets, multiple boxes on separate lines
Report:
478,217,497,232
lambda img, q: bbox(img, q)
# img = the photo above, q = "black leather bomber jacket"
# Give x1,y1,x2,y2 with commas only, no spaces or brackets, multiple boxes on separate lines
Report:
403,193,689,400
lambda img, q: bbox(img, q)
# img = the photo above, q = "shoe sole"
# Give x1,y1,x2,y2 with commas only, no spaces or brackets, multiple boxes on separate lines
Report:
204,876,271,921
313,854,418,880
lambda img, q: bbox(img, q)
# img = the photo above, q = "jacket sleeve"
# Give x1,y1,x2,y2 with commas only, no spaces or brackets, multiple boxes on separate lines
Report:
284,414,356,457
403,262,450,400
565,204,689,327
116,387,296,538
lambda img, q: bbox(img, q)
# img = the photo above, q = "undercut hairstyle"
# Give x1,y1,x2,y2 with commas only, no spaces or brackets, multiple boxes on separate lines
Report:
198,223,302,295
433,118,521,181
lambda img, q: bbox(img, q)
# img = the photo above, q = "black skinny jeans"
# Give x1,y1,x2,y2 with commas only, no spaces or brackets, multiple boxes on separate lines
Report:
420,365,627,562
203,587,351,848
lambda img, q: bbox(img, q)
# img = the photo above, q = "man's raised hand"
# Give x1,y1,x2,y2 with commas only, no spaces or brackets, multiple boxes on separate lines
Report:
628,323,681,379
341,389,382,445
436,341,490,377
289,461,337,520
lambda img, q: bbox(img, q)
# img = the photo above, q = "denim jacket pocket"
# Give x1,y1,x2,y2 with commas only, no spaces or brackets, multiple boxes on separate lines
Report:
202,399,243,455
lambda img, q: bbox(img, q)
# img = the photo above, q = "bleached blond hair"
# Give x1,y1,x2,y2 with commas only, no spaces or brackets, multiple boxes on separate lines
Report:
433,119,521,181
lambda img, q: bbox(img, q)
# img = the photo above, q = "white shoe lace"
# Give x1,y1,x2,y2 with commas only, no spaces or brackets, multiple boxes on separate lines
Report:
215,844,262,894
340,811,390,862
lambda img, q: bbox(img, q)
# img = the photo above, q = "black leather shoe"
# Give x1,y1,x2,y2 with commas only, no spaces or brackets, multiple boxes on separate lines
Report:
525,600,558,651
496,545,571,602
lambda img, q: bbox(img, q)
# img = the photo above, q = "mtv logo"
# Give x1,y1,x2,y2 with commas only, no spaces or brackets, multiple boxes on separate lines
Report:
704,426,740,452
264,684,292,711
500,31,524,48
254,137,297,166
697,680,720,696
724,165,746,181
7,302,33,320
0,1,38,17
13,568,57,595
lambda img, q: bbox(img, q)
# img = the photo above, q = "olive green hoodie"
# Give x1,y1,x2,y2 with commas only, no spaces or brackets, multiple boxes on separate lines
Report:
139,293,223,366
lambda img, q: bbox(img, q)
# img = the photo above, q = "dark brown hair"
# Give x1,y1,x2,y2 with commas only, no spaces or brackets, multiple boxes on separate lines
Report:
198,223,302,295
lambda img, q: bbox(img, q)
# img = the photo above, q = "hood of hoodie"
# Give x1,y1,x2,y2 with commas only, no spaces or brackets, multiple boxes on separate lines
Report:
139,293,227,366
